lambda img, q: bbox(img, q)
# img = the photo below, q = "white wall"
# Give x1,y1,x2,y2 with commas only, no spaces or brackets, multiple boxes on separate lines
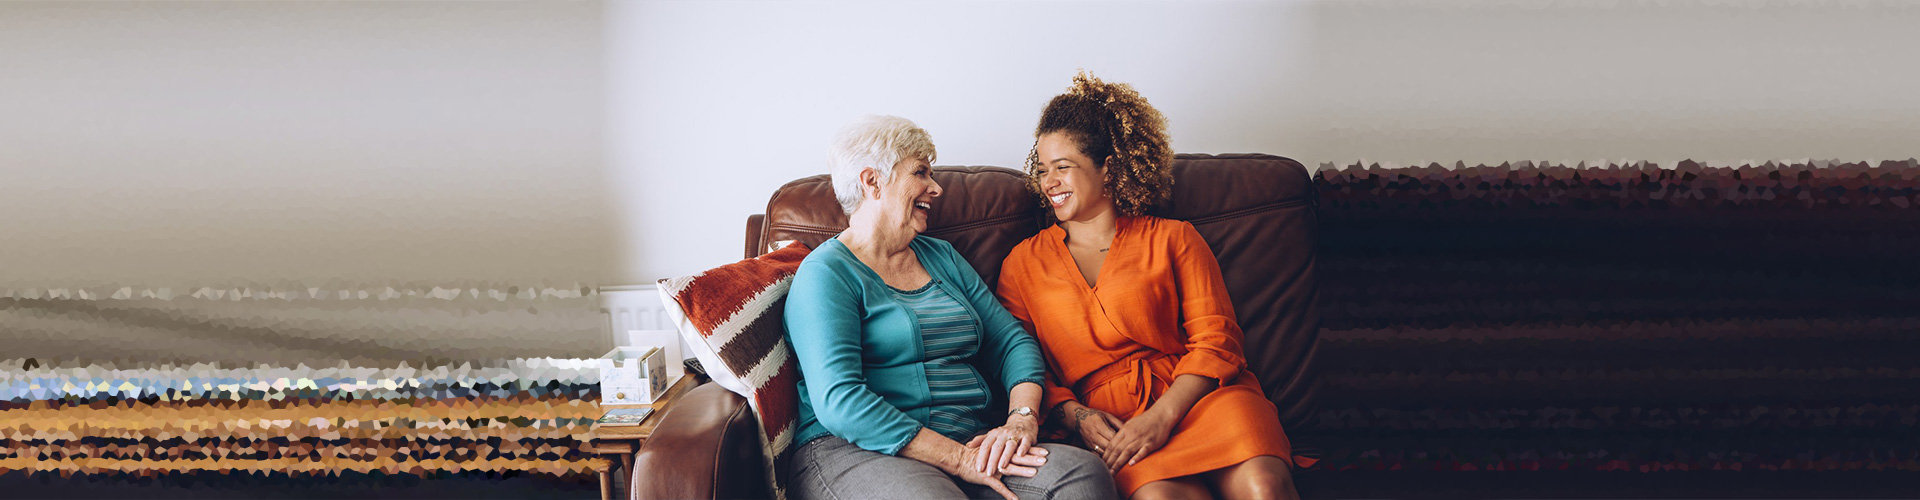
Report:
607,0,1920,284
0,1,609,291
1305,0,1920,166
610,0,1920,280
5,0,1914,291
605,0,1319,283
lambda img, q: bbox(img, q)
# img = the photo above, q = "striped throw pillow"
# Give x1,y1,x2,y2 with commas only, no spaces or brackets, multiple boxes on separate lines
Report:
656,242,809,500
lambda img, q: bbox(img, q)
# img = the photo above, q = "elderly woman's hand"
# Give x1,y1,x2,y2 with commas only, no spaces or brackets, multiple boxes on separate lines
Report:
974,413,1042,475
955,435,1049,500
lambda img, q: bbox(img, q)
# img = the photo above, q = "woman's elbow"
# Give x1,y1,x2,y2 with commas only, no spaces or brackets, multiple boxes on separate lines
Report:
811,384,873,432
815,412,856,436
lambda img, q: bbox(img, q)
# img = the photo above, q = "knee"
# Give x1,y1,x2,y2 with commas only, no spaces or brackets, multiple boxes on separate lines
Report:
1239,479,1288,500
1035,444,1115,500
1234,465,1297,500
1040,444,1104,477
1127,485,1178,500
1129,480,1208,500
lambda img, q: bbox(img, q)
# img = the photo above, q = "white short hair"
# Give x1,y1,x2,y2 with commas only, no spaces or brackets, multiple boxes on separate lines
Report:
827,115,937,215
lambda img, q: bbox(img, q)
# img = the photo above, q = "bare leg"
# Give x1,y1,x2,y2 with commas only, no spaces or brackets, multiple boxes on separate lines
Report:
1130,476,1212,500
1203,456,1298,500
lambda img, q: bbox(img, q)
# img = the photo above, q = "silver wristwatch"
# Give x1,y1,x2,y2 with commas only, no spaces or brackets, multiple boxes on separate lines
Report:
1008,406,1035,418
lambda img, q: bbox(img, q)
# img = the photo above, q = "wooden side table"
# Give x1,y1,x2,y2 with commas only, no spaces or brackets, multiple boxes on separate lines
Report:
589,375,698,500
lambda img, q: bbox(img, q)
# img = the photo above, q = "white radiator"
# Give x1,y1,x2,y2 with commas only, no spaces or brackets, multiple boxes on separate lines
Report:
597,283,686,358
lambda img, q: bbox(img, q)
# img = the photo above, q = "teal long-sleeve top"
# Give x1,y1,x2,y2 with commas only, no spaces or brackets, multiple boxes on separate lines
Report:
785,235,1048,455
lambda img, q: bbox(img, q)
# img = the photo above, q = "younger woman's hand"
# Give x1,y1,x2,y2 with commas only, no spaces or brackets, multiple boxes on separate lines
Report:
1067,404,1125,458
1101,409,1176,472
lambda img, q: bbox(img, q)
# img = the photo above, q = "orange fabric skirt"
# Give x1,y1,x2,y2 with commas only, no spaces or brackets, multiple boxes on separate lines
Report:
1077,354,1297,496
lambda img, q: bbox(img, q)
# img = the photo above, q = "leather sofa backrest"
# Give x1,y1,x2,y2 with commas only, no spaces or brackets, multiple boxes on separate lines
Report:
748,154,1320,427
754,166,1043,289
1148,154,1321,426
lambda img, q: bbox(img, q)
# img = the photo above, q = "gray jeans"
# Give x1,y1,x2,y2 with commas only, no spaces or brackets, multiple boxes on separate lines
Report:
790,435,1117,500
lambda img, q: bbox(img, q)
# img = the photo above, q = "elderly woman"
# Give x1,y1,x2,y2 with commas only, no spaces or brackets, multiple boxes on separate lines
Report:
783,115,1115,500
997,74,1302,500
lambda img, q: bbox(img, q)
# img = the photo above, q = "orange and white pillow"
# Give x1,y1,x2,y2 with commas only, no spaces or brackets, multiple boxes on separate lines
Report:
656,242,809,500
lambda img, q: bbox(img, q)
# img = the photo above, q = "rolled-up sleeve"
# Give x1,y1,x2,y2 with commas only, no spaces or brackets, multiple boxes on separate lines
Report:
784,260,922,455
1167,223,1247,384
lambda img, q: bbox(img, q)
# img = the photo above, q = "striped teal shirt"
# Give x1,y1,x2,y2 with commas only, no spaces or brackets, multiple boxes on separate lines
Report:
891,280,989,441
786,236,1049,455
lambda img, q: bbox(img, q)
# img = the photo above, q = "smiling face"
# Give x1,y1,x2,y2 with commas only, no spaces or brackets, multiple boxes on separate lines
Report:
1032,131,1114,223
867,156,942,235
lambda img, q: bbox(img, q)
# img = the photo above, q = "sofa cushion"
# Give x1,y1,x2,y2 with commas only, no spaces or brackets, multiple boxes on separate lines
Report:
656,242,810,500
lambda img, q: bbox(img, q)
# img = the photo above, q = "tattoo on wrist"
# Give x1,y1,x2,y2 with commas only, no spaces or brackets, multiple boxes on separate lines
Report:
1072,407,1095,423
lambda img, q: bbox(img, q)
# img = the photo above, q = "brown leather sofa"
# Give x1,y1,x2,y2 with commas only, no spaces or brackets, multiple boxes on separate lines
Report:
632,154,1321,500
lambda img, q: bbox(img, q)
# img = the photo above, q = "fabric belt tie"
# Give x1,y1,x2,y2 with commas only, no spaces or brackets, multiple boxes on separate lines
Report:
1077,353,1172,418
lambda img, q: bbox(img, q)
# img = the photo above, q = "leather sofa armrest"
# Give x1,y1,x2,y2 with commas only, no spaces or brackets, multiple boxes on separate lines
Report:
744,214,766,259
631,382,771,500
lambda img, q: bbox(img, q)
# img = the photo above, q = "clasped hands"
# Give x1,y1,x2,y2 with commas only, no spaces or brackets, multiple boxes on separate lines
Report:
966,413,1046,476
1066,401,1176,473
947,415,1047,500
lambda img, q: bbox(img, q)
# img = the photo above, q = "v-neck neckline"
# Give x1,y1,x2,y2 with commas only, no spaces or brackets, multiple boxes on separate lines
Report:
832,234,935,292
1056,217,1126,291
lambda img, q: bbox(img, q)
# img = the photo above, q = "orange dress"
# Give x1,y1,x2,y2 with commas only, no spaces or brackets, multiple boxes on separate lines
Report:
997,216,1295,496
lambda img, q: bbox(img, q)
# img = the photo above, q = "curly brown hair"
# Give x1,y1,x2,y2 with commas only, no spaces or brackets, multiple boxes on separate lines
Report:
1025,71,1174,217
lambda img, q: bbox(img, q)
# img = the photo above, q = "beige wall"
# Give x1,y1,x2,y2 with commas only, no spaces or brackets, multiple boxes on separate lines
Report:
0,1,610,291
